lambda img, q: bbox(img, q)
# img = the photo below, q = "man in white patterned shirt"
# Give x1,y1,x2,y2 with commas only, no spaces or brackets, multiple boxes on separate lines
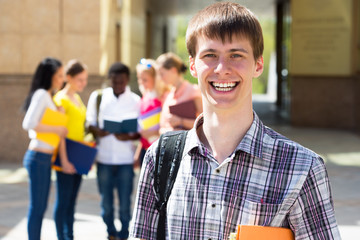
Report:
130,2,341,240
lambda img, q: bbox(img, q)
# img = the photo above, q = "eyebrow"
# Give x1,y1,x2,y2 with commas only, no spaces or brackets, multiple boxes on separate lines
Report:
229,48,249,54
201,48,249,54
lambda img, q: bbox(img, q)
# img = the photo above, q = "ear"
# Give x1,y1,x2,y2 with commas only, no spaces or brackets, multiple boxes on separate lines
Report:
189,56,197,78
253,56,264,78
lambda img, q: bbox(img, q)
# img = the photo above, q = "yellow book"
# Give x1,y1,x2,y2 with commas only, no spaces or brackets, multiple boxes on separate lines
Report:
139,112,160,130
36,108,68,148
234,225,294,240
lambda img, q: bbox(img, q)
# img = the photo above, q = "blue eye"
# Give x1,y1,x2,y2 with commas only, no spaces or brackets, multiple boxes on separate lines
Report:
205,53,216,58
231,54,242,58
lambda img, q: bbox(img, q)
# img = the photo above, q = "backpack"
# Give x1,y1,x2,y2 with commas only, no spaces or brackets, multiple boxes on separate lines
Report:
154,130,188,240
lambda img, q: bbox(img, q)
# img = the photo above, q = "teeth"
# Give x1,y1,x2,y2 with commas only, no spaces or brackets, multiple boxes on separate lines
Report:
213,82,236,88
217,87,233,92
212,82,236,91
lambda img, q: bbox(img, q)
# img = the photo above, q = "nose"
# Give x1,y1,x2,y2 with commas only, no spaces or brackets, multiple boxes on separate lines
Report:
214,57,231,75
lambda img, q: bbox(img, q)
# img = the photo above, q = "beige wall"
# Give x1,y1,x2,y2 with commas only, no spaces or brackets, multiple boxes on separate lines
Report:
122,0,146,67
291,76,356,129
0,0,100,75
290,0,353,76
62,0,100,73
290,0,359,129
100,0,147,75
0,0,103,163
0,0,150,163
0,0,166,76
99,0,118,75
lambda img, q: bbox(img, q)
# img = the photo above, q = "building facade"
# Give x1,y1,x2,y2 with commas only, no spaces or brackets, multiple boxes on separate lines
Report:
0,0,359,163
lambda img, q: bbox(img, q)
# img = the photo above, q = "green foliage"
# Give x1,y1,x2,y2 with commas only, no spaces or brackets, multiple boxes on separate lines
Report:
253,17,275,94
176,17,198,84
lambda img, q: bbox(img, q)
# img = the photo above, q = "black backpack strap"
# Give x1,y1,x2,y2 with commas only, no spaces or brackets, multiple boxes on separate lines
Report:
154,130,188,240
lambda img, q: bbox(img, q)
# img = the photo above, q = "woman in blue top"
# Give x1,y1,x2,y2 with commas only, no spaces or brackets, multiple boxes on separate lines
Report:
22,57,68,240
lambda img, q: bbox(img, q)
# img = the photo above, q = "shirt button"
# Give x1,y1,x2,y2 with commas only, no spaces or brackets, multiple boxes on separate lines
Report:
216,169,220,173
211,203,216,208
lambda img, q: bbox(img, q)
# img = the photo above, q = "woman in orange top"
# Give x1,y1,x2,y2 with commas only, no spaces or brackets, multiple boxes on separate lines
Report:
156,52,202,134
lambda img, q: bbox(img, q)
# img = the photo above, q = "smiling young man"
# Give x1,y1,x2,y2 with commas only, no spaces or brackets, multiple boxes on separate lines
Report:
130,2,340,240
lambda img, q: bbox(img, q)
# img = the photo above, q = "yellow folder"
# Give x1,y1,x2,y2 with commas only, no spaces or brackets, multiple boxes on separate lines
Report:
139,112,160,130
36,108,68,148
235,225,294,240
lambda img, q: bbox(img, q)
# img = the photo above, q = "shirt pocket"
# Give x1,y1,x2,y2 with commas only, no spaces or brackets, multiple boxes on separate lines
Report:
226,197,282,227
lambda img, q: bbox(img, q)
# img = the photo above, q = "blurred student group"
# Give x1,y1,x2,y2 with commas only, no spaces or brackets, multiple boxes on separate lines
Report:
3,1,360,240
21,53,202,240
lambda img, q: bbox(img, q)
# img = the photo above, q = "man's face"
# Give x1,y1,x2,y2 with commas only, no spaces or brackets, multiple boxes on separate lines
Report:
189,35,263,111
111,73,129,97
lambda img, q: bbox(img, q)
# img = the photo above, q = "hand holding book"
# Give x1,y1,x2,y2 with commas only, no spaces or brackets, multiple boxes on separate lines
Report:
103,118,138,134
53,138,98,175
36,108,68,148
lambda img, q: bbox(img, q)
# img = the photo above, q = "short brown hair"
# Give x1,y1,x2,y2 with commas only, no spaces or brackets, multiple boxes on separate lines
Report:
186,2,264,60
65,59,87,77
156,52,187,74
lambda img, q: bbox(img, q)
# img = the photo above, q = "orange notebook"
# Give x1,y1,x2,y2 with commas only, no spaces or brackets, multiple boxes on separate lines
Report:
235,225,294,240
36,108,68,148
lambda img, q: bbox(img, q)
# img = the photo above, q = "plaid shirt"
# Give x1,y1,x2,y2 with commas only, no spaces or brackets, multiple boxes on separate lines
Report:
130,113,340,240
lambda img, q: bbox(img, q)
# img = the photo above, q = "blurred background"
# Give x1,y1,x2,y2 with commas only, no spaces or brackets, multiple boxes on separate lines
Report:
0,0,359,239
0,0,359,163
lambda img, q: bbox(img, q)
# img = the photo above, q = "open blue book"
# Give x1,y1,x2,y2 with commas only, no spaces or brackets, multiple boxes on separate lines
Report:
103,118,138,133
54,138,98,175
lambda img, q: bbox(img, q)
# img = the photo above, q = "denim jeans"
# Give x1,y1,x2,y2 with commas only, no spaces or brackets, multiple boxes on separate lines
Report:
96,163,134,239
23,150,52,240
54,171,82,240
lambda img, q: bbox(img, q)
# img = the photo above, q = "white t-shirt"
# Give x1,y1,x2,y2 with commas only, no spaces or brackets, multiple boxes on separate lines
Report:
86,87,141,165
22,89,57,150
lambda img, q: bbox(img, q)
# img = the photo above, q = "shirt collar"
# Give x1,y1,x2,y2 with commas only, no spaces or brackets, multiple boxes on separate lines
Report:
113,86,131,99
184,111,264,159
183,113,207,157
236,112,264,159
